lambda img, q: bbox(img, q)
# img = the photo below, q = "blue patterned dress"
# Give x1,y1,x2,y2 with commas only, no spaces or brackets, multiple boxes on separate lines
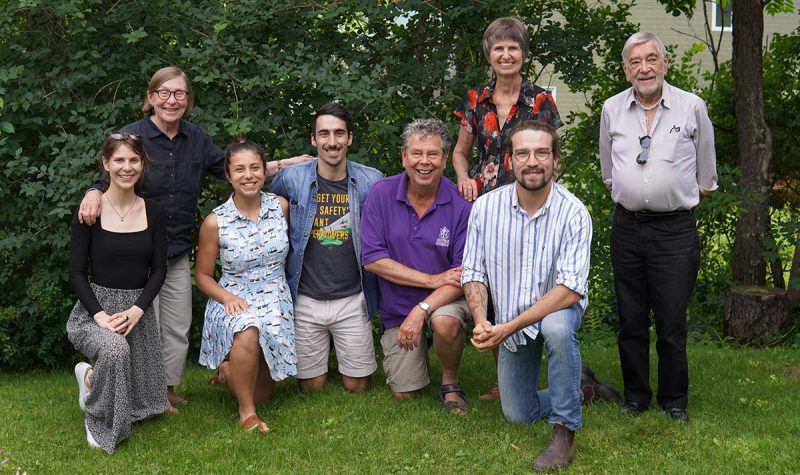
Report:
199,192,297,381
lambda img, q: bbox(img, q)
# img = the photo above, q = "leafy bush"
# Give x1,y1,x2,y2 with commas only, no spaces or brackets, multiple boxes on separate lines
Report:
0,0,634,369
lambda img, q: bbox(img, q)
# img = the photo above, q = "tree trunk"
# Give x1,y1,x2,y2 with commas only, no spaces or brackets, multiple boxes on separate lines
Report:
771,256,785,289
789,233,800,302
730,0,772,286
724,286,791,346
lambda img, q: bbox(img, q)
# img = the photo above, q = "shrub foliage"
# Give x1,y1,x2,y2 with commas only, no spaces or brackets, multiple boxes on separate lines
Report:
0,0,636,369
6,1,797,369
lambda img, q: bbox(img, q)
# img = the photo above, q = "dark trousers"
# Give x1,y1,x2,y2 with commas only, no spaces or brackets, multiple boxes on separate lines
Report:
611,206,700,409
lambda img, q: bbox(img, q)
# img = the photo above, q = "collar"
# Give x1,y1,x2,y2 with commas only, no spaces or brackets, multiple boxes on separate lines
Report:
143,114,185,139
624,81,673,111
226,192,270,221
510,182,557,219
394,172,452,207
479,76,534,105
307,158,353,187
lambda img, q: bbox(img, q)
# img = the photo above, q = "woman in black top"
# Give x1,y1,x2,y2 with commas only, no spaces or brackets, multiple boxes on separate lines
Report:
67,132,167,453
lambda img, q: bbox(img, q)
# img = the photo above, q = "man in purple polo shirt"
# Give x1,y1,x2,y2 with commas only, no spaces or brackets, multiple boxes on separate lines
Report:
361,118,473,415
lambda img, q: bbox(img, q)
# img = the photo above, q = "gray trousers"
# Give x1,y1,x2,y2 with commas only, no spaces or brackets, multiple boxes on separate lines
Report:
154,254,192,386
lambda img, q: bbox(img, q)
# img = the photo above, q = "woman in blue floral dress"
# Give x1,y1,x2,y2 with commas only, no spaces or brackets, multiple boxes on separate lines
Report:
195,139,296,433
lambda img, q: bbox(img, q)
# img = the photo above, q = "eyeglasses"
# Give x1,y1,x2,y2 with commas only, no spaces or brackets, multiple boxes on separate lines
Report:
153,89,189,101
512,148,552,163
109,132,141,141
636,135,651,165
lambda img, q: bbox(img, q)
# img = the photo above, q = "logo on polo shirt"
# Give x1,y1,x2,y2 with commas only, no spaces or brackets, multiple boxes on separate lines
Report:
436,227,450,247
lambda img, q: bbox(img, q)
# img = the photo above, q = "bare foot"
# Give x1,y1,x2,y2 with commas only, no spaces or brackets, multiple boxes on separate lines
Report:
168,387,188,406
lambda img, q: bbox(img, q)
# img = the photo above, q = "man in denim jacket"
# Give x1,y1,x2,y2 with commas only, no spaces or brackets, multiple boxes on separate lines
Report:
269,102,382,392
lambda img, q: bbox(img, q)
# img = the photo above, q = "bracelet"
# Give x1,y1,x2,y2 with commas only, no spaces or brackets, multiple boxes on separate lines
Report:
277,160,284,171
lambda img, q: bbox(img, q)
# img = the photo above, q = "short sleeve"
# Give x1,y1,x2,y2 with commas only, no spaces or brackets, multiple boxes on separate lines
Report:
360,182,391,266
454,88,479,135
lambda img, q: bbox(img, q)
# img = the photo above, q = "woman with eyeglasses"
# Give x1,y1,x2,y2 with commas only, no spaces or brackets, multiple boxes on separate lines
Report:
67,133,168,452
77,67,310,411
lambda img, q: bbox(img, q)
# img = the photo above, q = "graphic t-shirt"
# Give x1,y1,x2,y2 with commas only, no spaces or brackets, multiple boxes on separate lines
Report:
297,175,361,299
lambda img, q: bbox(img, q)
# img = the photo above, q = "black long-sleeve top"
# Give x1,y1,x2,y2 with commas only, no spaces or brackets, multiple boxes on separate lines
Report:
90,115,225,264
68,199,167,317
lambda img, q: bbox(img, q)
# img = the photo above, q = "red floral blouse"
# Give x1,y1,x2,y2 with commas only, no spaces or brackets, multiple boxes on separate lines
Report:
454,77,562,195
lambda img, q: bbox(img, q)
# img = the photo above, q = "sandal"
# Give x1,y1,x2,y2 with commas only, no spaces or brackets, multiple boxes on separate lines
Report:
479,383,501,401
209,361,229,386
240,414,270,433
439,382,469,415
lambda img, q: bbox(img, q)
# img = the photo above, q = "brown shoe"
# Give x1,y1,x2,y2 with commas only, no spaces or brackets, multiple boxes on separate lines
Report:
479,383,500,400
531,423,575,472
581,365,622,404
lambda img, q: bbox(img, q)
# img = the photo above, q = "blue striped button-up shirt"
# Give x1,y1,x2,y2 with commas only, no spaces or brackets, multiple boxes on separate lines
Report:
461,182,592,351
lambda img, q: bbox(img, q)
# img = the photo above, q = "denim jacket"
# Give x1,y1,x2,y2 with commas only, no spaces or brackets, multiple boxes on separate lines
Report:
269,159,383,318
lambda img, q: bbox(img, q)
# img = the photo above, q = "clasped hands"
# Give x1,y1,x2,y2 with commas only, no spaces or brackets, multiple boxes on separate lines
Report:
93,305,144,336
471,321,509,352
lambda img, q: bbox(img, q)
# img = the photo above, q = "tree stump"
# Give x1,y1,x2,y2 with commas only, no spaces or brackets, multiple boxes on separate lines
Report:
724,286,791,346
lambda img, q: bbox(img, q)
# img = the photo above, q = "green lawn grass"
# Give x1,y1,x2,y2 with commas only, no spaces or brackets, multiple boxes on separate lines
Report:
1,338,799,474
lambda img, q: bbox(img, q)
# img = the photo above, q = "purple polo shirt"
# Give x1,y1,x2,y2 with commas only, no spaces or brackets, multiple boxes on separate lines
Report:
361,172,472,329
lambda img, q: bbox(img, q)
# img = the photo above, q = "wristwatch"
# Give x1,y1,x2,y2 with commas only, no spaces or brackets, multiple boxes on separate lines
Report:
418,302,431,315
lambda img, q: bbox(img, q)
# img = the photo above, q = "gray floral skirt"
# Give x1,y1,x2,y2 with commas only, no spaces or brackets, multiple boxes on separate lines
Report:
66,283,167,453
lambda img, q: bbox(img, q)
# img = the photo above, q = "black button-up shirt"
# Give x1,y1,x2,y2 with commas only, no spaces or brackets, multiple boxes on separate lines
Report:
92,115,225,263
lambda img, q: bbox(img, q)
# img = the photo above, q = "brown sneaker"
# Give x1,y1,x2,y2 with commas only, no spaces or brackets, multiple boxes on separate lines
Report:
531,423,575,472
479,383,500,400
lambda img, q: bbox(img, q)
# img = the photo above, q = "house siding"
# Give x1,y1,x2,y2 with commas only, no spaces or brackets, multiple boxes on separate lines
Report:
541,2,800,123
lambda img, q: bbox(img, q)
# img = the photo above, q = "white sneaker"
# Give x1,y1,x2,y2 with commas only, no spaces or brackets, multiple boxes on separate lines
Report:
85,420,101,449
74,362,91,411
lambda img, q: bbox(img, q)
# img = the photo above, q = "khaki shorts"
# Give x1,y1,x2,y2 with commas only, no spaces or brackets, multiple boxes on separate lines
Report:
381,298,471,393
294,292,377,380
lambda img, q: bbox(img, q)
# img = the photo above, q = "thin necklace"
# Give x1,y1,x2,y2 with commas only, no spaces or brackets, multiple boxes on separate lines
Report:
635,93,659,112
639,101,659,112
105,194,136,221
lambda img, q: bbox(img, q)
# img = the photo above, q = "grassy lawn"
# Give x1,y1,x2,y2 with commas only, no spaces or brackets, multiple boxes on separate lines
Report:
1,337,799,474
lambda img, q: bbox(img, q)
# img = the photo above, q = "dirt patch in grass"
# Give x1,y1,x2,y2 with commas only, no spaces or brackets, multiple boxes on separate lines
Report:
781,365,800,380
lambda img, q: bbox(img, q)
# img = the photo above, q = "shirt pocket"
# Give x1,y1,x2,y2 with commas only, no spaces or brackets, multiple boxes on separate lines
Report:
657,125,692,164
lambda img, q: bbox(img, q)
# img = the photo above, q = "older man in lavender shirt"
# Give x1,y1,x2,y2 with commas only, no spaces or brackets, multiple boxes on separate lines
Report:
361,118,473,415
600,32,717,423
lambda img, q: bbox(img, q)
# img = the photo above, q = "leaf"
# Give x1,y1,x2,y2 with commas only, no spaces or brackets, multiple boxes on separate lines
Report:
121,27,147,44
213,21,229,33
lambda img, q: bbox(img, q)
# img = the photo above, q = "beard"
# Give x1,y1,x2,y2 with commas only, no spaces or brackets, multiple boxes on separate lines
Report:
515,167,552,192
633,74,664,99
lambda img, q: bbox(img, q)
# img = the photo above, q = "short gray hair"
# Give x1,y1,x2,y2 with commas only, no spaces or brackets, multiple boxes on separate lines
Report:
401,118,451,154
482,17,530,62
621,32,667,63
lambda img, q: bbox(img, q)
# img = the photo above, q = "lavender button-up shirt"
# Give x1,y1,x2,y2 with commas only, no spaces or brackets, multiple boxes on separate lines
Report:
599,81,718,212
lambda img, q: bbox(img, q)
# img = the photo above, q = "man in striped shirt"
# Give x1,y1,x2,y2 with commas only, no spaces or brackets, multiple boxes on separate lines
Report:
462,120,591,471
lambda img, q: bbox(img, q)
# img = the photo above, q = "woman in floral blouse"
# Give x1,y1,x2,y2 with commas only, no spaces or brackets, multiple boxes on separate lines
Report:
453,16,563,202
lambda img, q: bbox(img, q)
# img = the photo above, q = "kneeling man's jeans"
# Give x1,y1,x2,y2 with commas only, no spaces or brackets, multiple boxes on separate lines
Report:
497,304,583,431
